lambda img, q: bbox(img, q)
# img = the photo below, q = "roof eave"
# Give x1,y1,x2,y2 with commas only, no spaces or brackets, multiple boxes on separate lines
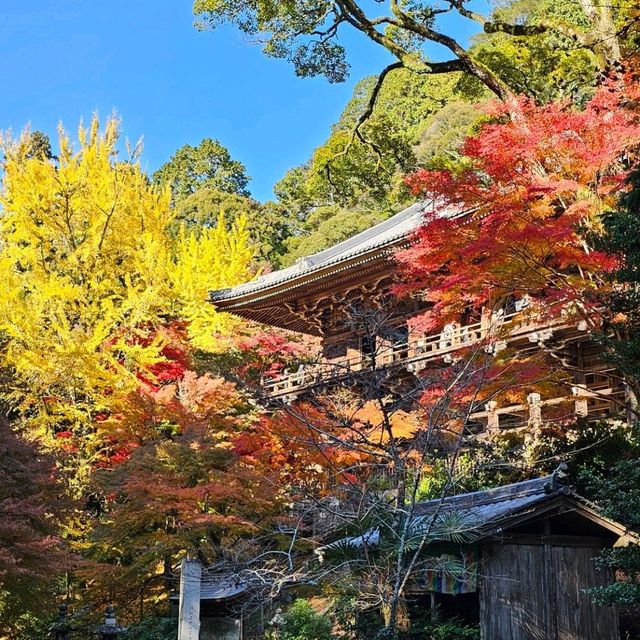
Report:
210,240,407,310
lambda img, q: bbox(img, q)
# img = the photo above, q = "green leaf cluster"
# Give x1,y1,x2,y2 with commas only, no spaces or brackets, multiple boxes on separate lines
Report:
154,138,295,265
280,599,334,640
152,137,250,199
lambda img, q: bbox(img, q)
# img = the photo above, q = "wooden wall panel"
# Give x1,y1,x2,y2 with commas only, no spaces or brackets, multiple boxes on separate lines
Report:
481,544,548,640
481,543,619,640
551,546,618,640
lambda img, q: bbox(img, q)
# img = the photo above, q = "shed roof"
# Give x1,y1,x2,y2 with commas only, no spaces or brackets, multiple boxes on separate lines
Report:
415,470,577,539
415,467,638,543
317,467,637,555
169,575,248,602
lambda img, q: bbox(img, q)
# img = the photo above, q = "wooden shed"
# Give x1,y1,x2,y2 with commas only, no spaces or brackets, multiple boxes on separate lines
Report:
411,469,636,639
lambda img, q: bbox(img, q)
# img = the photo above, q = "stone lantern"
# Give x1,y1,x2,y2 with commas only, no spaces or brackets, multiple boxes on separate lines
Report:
96,605,126,640
50,604,71,640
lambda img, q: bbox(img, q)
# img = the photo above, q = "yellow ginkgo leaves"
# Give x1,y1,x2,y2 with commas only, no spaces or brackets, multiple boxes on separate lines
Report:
0,115,253,463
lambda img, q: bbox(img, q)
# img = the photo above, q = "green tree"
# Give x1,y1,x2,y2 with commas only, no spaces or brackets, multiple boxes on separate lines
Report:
25,130,54,160
274,70,473,263
462,0,600,104
153,137,250,199
194,0,627,102
155,139,296,265
281,70,463,211
413,100,483,170
579,453,640,607
123,617,177,640
596,165,640,394
282,205,389,266
578,164,640,611
173,186,294,265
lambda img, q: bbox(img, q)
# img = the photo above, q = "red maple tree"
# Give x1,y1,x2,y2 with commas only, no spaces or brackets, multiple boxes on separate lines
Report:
398,71,640,334
0,411,72,622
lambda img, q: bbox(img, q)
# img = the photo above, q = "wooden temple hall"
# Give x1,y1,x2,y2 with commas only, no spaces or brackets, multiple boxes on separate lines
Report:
210,202,628,432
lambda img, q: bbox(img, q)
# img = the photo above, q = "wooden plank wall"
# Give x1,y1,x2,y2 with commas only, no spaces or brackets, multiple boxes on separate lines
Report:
480,543,618,640
551,546,619,640
481,544,548,640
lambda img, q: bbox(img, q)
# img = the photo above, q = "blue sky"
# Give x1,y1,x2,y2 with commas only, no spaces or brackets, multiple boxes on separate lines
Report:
0,0,483,202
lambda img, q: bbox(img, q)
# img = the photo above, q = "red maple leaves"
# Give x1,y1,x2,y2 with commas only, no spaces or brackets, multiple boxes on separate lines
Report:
398,73,640,332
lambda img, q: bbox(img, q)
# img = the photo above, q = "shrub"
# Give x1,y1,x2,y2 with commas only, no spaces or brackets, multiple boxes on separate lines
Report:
123,616,177,640
281,599,334,640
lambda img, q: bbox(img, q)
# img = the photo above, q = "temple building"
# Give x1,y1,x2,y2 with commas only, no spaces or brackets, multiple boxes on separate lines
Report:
210,201,628,435
208,204,638,639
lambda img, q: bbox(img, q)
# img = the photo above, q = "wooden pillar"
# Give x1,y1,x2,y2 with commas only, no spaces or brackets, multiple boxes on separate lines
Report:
178,558,201,640
486,401,499,434
480,306,490,339
625,383,638,426
573,386,589,418
527,393,542,428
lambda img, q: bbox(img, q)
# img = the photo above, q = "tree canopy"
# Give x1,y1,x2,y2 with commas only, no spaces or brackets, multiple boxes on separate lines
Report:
265,0,639,266
0,116,254,483
153,137,250,199
1,3,640,637
194,0,630,102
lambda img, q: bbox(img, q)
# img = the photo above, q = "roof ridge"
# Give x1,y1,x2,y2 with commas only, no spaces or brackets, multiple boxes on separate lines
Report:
297,201,428,268
210,200,434,303
415,474,557,512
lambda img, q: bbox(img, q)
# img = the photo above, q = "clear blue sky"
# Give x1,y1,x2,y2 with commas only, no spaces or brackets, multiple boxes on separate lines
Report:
0,0,483,202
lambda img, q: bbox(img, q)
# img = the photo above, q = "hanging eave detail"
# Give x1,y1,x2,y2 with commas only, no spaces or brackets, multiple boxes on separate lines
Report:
209,201,467,335
210,245,405,335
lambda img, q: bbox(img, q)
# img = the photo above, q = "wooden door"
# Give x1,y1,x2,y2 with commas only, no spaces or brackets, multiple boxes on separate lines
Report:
480,544,548,639
551,546,618,640
480,544,618,640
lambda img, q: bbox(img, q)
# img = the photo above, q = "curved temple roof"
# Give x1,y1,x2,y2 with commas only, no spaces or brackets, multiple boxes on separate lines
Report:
210,201,431,305
209,199,475,334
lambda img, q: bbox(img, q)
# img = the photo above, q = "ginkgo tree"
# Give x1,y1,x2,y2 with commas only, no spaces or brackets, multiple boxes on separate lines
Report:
0,116,254,483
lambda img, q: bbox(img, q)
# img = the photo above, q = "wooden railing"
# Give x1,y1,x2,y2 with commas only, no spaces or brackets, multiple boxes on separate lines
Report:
261,311,569,400
468,386,623,435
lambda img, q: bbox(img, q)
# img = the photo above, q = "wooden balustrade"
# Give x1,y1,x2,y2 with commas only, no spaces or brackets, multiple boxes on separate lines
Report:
256,308,627,435
468,386,621,435
261,311,554,399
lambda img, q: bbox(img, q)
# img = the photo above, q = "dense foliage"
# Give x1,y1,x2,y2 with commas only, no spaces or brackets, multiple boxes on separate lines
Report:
1,1,640,637
154,138,294,265
262,0,638,266
0,119,259,630
0,411,70,627
0,118,253,477
398,75,640,335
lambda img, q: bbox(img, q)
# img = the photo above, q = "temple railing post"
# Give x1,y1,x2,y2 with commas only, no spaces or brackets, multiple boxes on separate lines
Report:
527,393,542,429
572,386,589,418
486,401,499,434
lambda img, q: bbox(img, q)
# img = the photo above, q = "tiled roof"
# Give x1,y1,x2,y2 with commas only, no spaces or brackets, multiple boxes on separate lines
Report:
412,472,569,538
210,201,432,303
317,466,639,556
317,472,570,554
169,575,248,601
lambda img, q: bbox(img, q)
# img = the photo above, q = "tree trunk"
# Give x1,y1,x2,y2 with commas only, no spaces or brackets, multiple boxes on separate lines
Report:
580,0,621,67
